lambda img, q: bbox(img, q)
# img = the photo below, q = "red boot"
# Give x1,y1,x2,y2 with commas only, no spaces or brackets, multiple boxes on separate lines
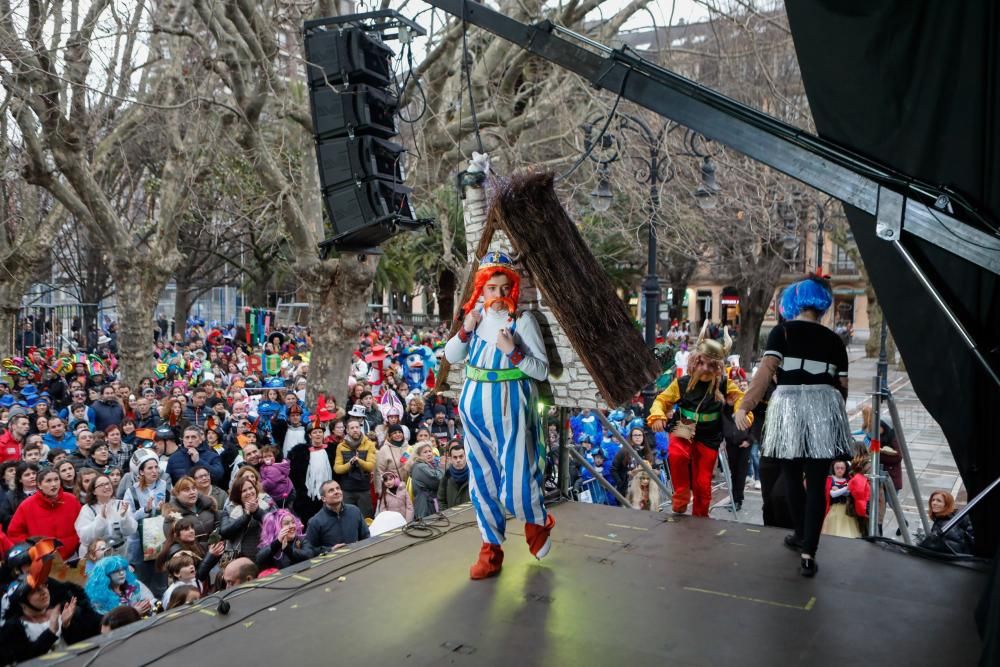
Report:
469,543,504,580
525,514,556,560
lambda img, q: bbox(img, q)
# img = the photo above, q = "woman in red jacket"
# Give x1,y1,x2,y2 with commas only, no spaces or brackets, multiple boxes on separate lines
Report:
7,469,82,561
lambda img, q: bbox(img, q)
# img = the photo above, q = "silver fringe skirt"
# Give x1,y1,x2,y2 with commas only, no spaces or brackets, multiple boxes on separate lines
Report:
760,384,853,460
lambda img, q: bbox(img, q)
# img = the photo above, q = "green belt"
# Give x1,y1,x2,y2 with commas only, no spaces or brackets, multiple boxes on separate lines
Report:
678,407,720,423
465,366,529,383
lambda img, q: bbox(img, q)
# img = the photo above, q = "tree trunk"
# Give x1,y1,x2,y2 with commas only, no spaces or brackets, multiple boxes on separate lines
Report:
0,284,21,361
734,283,770,370
246,268,272,308
81,304,100,347
113,277,157,385
174,270,194,329
661,251,696,322
303,255,379,409
438,268,457,325
863,290,897,364
111,253,178,385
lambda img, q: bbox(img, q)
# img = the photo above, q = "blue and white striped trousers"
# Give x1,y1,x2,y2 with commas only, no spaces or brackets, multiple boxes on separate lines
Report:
459,375,547,545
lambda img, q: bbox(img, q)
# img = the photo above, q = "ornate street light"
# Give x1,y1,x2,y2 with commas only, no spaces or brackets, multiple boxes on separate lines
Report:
580,113,720,412
590,163,614,212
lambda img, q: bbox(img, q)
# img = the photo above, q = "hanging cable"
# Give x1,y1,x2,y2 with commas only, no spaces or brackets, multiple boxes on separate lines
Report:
555,67,631,183
460,4,485,155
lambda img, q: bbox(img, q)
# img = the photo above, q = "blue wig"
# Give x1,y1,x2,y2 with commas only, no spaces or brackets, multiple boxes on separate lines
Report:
84,555,141,614
780,277,833,319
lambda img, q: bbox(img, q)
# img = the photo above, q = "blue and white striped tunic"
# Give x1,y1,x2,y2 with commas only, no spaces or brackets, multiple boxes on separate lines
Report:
444,308,549,544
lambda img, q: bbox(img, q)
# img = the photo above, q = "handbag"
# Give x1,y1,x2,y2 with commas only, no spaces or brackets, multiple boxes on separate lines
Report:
220,511,254,566
140,515,166,561
129,487,167,561
670,420,697,441
670,378,706,442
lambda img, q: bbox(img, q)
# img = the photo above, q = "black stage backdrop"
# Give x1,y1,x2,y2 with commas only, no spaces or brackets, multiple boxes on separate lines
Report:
785,0,1000,557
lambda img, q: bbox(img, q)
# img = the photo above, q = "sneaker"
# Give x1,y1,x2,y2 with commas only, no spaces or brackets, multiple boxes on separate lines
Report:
800,556,818,578
754,480,761,490
784,534,804,551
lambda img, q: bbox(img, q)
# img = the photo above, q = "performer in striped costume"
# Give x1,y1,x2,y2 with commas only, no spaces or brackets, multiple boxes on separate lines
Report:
444,251,554,580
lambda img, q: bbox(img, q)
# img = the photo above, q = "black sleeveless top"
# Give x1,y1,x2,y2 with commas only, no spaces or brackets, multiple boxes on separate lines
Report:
672,375,728,448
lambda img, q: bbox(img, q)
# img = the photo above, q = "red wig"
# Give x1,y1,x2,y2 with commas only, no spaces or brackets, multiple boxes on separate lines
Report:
461,267,521,316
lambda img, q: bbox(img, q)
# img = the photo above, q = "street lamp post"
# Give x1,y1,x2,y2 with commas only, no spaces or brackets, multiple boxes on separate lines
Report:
582,113,719,413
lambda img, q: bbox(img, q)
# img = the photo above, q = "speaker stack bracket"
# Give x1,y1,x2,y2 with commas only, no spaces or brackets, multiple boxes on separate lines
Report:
306,10,432,257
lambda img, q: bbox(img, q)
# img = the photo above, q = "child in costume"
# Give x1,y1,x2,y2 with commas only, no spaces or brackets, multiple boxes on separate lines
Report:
443,250,553,580
648,323,746,517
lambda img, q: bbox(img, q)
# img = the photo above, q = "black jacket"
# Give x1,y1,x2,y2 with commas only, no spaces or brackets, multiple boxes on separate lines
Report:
0,580,100,664
722,404,751,449
922,514,975,555
287,443,338,524
255,538,312,571
134,411,162,429
436,468,470,510
0,489,29,530
305,504,369,550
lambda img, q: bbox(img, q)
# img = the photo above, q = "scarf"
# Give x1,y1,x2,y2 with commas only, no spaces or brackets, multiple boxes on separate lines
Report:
305,448,332,501
448,465,470,484
283,424,306,457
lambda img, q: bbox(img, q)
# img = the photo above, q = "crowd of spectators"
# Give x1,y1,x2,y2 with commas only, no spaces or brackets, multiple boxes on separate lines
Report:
0,319,478,663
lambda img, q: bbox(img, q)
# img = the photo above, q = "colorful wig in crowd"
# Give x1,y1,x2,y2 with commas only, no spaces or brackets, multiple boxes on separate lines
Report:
779,275,834,319
84,555,143,614
258,509,304,550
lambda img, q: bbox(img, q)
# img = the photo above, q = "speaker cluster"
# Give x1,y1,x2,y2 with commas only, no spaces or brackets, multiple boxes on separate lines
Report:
304,16,428,253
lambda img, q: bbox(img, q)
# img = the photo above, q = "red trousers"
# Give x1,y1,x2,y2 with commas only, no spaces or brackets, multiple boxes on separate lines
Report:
668,435,719,516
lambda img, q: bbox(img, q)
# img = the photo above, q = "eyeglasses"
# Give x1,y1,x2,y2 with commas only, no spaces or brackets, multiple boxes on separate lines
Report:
93,481,113,489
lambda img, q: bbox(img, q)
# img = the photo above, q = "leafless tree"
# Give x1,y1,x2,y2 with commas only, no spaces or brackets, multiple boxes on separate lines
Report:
0,0,218,382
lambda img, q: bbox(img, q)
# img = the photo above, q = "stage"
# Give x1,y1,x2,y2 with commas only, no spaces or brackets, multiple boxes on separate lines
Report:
48,502,985,666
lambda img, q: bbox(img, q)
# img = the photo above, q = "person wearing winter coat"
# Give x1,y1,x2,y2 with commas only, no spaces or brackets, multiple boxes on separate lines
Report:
333,419,376,519
220,475,275,561
190,464,229,518
254,509,312,571
0,567,101,663
304,480,369,551
376,424,410,495
122,450,171,595
74,473,138,559
921,490,975,555
160,476,220,553
377,471,413,522
288,425,338,524
0,462,38,530
7,469,82,561
409,443,442,520
259,446,293,508
165,426,224,487
437,443,471,510
91,385,125,432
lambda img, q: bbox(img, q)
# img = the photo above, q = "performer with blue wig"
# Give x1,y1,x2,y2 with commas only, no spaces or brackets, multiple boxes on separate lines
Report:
83,555,156,615
735,274,852,579
444,250,554,580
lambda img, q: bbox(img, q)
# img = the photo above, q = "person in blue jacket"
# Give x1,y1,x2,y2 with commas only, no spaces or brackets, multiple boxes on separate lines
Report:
166,426,224,486
577,448,615,506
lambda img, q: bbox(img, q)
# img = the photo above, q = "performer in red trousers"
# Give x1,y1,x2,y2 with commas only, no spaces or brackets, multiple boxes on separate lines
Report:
647,323,745,516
